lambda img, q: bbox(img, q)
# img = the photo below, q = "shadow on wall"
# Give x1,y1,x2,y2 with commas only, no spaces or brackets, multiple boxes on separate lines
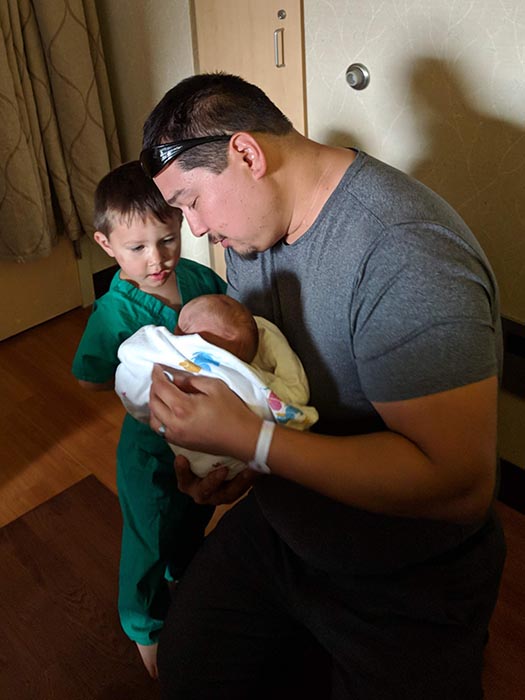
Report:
324,128,363,152
407,56,525,321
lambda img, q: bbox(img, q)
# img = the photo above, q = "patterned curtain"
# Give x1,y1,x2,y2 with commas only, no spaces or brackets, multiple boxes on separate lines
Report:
0,0,121,262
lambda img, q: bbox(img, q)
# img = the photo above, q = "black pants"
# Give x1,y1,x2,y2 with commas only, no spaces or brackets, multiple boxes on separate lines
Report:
157,493,505,699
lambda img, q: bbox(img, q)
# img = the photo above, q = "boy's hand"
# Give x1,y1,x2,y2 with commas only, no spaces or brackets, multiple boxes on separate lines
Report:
136,641,159,679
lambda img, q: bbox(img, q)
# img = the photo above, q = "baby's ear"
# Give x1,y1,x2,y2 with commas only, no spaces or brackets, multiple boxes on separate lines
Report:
93,231,115,258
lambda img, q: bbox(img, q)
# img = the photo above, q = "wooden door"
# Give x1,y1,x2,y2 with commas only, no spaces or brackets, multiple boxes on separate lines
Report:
191,0,306,279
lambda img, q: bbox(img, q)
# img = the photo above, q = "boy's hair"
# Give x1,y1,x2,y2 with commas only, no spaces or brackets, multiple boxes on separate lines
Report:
94,160,181,235
142,72,293,174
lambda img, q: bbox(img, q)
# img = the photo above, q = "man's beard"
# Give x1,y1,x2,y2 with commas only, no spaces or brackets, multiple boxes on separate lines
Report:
226,240,259,260
210,234,259,260
237,248,258,260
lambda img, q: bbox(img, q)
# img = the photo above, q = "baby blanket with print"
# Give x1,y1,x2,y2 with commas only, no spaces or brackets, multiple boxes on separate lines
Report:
115,324,318,479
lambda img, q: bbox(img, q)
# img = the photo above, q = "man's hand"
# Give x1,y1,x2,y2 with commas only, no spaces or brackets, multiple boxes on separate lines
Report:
149,364,261,461
136,641,158,679
174,454,256,505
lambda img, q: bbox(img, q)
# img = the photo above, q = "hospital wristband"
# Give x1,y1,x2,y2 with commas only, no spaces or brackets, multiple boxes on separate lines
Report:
248,420,275,474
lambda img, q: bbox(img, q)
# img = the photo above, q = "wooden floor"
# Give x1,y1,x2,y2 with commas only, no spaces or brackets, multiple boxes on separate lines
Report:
0,306,226,531
484,502,525,698
1,307,525,697
0,476,158,699
0,307,123,527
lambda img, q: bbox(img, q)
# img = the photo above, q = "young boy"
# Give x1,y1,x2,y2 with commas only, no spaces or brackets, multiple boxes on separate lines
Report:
72,161,226,679
115,294,319,479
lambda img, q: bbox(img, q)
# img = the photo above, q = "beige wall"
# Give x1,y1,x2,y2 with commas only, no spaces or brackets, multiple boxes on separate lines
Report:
94,0,209,268
304,0,525,325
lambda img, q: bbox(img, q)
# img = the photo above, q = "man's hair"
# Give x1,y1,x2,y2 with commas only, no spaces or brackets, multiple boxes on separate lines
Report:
93,160,181,235
143,72,293,173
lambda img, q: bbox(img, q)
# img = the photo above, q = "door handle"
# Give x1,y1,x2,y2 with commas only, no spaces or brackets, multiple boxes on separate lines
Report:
274,28,285,68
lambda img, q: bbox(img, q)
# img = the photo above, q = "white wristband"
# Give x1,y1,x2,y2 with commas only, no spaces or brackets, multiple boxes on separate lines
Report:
248,420,275,474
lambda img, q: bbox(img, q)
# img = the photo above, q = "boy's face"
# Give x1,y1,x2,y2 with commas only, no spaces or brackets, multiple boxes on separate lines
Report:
94,213,181,294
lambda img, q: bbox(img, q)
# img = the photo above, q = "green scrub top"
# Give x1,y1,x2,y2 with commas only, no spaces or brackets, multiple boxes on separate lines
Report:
72,258,226,644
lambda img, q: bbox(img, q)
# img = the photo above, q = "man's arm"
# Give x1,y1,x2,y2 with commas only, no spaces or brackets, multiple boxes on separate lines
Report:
149,366,498,524
267,375,498,524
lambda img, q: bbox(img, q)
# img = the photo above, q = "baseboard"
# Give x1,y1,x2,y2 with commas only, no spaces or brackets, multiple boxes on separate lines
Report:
502,316,525,398
93,265,118,299
498,460,525,514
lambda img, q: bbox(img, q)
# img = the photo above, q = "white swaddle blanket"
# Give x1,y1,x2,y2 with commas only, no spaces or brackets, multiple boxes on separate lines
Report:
115,319,318,479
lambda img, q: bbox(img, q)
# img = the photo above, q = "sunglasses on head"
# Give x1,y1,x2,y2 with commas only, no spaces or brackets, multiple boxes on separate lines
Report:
140,134,232,178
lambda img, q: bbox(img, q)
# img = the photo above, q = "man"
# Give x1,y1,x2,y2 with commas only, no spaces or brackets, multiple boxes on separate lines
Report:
140,73,505,699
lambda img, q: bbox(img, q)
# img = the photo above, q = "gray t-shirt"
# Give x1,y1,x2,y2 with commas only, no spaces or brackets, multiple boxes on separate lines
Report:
227,150,501,575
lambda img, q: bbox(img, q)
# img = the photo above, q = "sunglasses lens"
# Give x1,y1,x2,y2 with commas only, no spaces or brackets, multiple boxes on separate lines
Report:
140,145,174,178
140,150,155,178
141,135,231,178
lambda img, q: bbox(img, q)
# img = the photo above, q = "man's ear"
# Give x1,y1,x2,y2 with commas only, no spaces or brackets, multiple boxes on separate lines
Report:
93,231,116,258
230,133,266,179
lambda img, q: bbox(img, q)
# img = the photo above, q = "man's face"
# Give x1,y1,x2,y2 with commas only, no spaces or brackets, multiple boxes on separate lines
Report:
154,158,282,257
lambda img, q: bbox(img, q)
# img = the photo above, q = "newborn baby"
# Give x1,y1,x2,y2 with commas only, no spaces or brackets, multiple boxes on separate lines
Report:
115,294,318,478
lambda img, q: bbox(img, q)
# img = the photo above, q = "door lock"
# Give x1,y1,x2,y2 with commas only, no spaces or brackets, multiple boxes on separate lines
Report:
345,63,370,90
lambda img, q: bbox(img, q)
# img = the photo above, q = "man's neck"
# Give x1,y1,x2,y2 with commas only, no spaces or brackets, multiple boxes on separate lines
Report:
284,140,356,244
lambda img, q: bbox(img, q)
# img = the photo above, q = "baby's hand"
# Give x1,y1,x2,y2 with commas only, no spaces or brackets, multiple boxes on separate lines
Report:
136,641,159,679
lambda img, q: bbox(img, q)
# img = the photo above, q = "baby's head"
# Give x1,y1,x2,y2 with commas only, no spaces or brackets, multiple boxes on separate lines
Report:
92,161,182,291
176,295,258,364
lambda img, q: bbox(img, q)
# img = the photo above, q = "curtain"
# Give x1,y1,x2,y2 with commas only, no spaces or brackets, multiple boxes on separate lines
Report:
0,0,120,262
